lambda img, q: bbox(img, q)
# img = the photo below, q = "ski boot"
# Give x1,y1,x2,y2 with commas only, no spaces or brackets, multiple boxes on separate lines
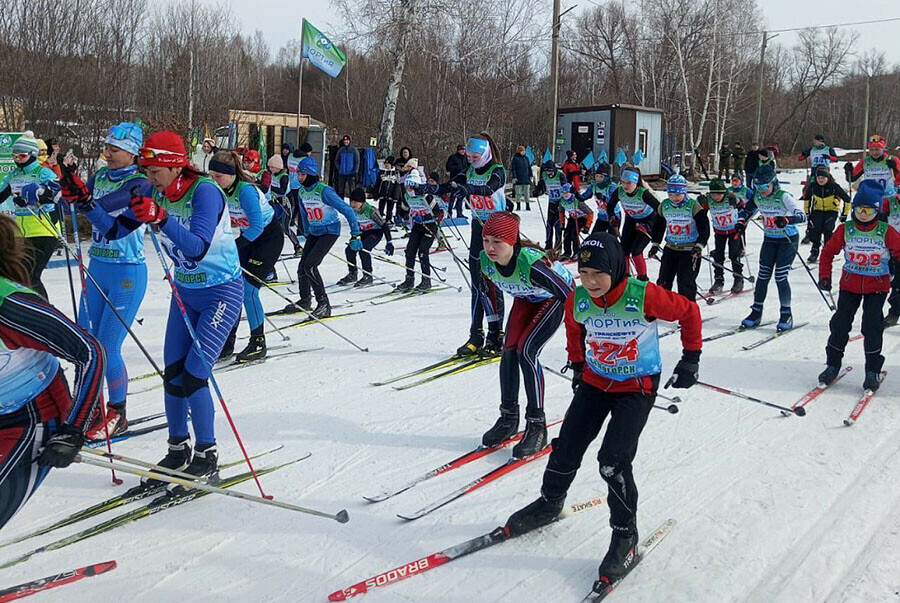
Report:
595,527,640,589
235,328,266,363
863,371,882,392
730,278,744,294
506,494,565,536
511,412,547,459
160,443,219,500
480,330,503,357
336,271,358,286
416,277,432,291
807,249,819,264
884,313,899,328
395,275,415,292
818,365,840,386
86,404,128,440
457,330,484,357
354,274,374,287
218,326,237,361
482,401,519,447
741,304,763,329
708,279,724,296
127,436,192,494
311,301,332,319
283,298,312,314
777,307,793,332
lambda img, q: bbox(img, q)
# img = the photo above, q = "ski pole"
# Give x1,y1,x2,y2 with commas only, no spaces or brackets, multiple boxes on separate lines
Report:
545,366,680,411
326,251,396,287
23,201,164,380
241,267,369,352
370,250,460,289
74,455,349,523
147,230,271,499
79,447,204,481
56,204,79,319
697,254,755,283
696,380,806,416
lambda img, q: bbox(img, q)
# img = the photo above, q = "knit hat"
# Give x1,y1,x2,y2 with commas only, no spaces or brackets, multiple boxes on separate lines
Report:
561,183,572,194
299,142,313,154
577,232,626,287
138,131,188,168
349,187,366,203
730,173,743,184
597,163,610,175
428,171,440,182
868,134,886,150
708,178,727,193
852,180,885,210
542,160,556,172
297,156,318,176
483,211,520,246
814,133,825,143
666,173,688,195
37,139,48,157
753,163,777,188
267,155,284,171
815,165,830,179
12,131,39,157
105,122,143,156
243,149,261,172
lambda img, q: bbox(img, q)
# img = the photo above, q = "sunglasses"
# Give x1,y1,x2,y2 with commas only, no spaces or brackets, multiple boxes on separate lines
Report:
138,147,183,159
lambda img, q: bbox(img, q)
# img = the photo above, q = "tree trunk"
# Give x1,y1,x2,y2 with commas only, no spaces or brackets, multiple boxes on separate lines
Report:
377,0,416,158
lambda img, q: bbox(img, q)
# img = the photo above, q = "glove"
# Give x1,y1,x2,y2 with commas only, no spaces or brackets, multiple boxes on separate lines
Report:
840,213,847,222
732,220,746,241
773,216,788,228
691,244,704,259
384,241,394,256
635,221,651,236
449,180,458,189
581,223,590,234
818,276,831,291
38,424,84,468
129,192,167,224
21,183,43,206
567,361,584,393
348,235,363,251
648,243,662,260
61,172,91,207
12,195,27,207
669,350,700,389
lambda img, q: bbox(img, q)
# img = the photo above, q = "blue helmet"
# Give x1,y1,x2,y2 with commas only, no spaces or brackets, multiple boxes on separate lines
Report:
297,156,318,176
753,164,777,188
666,173,688,195
104,122,143,156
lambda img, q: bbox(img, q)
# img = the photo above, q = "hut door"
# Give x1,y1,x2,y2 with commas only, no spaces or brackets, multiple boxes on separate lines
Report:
570,122,593,163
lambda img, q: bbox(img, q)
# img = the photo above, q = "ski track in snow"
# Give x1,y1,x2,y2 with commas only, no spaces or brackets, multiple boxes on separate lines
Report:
2,167,899,602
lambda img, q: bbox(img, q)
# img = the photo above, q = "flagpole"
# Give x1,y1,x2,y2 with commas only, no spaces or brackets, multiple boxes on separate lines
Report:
297,19,305,146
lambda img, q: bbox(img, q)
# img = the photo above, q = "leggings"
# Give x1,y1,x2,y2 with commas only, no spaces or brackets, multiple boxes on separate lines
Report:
378,198,395,223
469,220,504,337
711,231,744,282
24,236,58,300
240,220,285,331
540,382,655,530
0,412,57,530
500,298,564,414
620,216,653,277
827,289,887,373
405,223,436,278
563,217,588,256
656,247,700,301
346,231,383,275
297,233,339,304
163,278,242,445
78,260,148,403
752,235,797,309
545,202,562,249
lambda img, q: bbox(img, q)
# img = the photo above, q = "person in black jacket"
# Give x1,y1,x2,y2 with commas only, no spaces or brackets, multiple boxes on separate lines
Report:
446,144,469,218
801,165,850,263
743,142,764,189
510,145,532,211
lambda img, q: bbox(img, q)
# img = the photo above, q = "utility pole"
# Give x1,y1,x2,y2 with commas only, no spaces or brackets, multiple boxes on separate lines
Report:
188,0,195,131
550,0,561,159
863,73,871,148
753,32,776,143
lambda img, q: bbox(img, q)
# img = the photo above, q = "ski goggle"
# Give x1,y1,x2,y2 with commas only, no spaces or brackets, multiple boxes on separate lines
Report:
868,134,886,149
854,206,878,218
621,170,639,184
107,124,139,141
12,152,31,160
139,147,183,160
465,137,489,155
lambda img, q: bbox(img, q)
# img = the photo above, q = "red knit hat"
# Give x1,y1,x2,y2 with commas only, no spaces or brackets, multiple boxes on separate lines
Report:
138,131,188,168
483,211,520,246
868,134,886,150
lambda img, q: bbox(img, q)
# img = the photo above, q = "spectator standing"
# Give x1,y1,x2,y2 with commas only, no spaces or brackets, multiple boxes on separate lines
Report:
717,143,731,178
743,142,765,188
446,144,469,218
731,142,746,182
562,150,582,192
510,145,532,211
334,135,360,199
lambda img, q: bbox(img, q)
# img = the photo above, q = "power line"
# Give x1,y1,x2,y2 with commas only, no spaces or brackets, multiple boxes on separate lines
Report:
764,16,900,34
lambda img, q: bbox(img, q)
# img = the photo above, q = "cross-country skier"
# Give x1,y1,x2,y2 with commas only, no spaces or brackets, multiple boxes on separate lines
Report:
648,173,709,301
504,232,702,588
396,171,440,292
738,163,806,331
534,161,567,250
451,133,507,357
84,130,244,489
699,177,746,295
283,156,362,318
576,163,619,235
338,188,393,287
609,167,659,281
798,134,839,193
801,165,850,263
208,150,285,362
851,134,900,197
59,122,149,438
0,213,105,530
818,180,900,392
558,184,594,260
478,212,574,458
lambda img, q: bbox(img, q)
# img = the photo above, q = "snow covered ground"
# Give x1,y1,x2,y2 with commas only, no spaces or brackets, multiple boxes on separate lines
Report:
3,168,900,602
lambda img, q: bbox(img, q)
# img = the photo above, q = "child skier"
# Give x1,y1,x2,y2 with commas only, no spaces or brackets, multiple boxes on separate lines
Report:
338,187,394,287
699,177,746,295
558,184,594,260
738,163,806,331
576,163,619,235
609,167,660,281
817,180,900,391
648,174,709,301
801,165,850,263
505,232,702,590
397,171,440,291
478,212,574,458
534,161,567,250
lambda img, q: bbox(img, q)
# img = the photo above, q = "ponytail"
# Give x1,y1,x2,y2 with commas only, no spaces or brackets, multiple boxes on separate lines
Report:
0,215,31,286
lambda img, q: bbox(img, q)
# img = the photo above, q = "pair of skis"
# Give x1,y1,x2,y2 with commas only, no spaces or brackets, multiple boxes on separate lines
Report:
782,367,887,425
373,352,500,391
701,320,808,349
0,560,117,601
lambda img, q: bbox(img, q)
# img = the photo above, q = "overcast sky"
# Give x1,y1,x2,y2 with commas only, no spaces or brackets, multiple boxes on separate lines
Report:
215,1,900,64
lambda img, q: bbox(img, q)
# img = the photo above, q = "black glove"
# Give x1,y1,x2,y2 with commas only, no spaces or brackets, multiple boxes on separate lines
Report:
648,243,662,260
773,216,788,228
732,220,745,241
12,195,27,208
567,361,584,393
384,241,394,256
839,214,847,222
818,276,831,291
669,350,700,389
691,244,704,259
38,424,84,468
